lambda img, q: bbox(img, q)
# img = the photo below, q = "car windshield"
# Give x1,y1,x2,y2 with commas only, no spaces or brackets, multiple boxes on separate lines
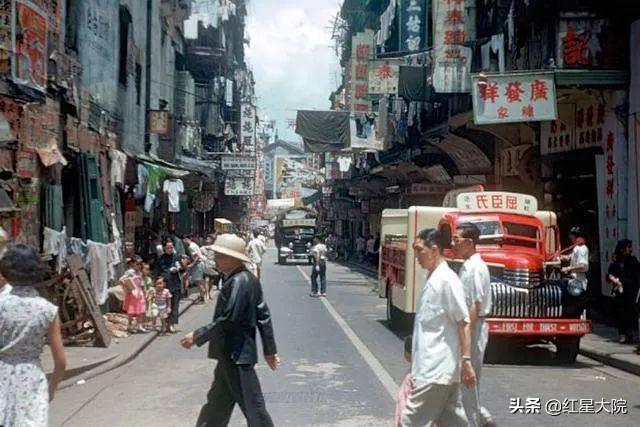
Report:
459,220,540,248
282,228,315,239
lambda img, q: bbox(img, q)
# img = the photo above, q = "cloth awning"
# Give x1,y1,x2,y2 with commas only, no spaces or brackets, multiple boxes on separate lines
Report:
296,110,349,153
398,66,434,102
435,134,492,175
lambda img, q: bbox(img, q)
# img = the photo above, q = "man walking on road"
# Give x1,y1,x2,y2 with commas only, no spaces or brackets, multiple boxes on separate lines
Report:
181,234,279,427
402,228,476,427
452,223,495,427
247,230,267,279
310,237,328,297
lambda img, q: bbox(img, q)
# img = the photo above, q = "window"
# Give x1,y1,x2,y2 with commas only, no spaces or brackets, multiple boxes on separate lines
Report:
118,6,132,86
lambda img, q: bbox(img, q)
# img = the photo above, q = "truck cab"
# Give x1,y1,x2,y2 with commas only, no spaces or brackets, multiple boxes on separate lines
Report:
275,208,317,265
379,191,590,363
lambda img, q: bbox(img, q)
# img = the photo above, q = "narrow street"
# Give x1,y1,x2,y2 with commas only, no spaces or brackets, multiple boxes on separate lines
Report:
51,246,640,427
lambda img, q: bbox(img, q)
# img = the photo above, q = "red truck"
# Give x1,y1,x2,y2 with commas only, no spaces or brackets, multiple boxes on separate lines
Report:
378,191,591,363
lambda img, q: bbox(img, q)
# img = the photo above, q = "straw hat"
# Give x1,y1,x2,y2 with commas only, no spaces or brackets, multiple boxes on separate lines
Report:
210,233,251,263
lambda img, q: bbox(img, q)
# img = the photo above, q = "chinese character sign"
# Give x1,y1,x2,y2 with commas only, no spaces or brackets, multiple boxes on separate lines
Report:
368,60,401,95
472,72,557,125
433,0,473,93
350,30,374,112
221,155,257,170
12,0,48,92
400,0,426,52
558,19,605,69
457,192,538,215
240,102,256,153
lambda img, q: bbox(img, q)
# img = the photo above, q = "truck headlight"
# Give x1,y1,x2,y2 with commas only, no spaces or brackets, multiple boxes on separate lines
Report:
306,242,311,248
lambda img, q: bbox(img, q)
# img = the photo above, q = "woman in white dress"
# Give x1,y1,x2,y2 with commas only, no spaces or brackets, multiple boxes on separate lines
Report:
0,244,67,427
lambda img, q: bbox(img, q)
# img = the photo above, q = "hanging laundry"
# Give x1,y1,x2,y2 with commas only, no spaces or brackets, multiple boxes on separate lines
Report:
87,241,111,305
337,155,353,173
163,179,184,213
109,150,128,185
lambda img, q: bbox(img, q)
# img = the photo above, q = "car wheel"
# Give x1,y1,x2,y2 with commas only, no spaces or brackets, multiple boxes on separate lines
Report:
556,337,580,364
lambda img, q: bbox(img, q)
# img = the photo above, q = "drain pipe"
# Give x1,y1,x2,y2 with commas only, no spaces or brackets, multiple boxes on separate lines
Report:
143,0,153,153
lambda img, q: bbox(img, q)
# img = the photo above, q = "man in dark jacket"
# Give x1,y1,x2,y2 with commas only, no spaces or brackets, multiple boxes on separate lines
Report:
181,234,279,427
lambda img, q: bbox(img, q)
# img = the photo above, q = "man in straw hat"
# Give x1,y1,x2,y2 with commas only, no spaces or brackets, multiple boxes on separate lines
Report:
181,233,279,427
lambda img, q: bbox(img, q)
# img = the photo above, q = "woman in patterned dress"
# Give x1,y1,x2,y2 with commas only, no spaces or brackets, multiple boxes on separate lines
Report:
0,244,67,427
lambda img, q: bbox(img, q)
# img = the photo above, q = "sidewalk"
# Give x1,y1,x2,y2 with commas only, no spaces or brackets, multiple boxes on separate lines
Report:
42,290,209,390
335,259,640,376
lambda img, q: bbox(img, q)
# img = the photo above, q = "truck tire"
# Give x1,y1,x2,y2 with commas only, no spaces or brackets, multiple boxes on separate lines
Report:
556,337,580,364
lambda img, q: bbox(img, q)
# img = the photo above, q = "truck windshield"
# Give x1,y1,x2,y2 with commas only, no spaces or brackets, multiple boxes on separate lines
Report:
458,220,540,248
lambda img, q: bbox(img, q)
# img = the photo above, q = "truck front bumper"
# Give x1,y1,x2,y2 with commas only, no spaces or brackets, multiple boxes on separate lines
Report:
487,318,591,336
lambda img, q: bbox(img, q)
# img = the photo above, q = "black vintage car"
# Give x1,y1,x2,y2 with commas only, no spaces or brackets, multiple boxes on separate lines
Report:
274,208,317,265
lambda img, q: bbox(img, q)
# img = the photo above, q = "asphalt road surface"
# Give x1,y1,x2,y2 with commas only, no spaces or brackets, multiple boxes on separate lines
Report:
51,246,640,426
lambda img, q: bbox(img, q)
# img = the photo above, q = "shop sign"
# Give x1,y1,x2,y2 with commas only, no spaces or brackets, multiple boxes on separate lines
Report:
16,149,37,178
322,186,333,195
501,145,531,177
557,18,605,69
221,154,257,170
282,219,315,227
472,72,557,125
399,0,426,52
225,177,254,196
541,100,607,155
240,102,255,152
149,110,169,134
350,30,374,112
267,198,295,210
226,169,256,178
457,191,538,215
433,0,473,93
368,60,401,95
12,0,47,92
409,183,451,195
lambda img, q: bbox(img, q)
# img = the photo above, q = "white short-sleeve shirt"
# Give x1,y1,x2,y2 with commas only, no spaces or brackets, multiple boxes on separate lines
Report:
412,261,470,387
570,244,589,287
458,253,493,317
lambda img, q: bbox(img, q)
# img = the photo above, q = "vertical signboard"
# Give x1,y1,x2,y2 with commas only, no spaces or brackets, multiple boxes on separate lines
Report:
12,0,47,92
433,0,473,93
399,0,427,52
350,30,374,112
240,102,256,152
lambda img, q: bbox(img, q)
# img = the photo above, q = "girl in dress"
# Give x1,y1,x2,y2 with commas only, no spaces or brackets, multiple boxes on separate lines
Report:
154,277,172,334
0,244,67,427
120,256,147,333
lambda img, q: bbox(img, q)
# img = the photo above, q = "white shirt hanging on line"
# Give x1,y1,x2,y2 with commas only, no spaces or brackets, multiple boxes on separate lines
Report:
163,179,184,213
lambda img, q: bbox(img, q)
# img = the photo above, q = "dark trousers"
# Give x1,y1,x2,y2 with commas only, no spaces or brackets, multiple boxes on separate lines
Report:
614,293,637,337
196,360,273,427
168,287,181,325
311,260,327,294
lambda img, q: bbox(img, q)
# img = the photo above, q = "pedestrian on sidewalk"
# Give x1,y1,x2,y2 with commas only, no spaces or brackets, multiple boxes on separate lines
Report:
452,223,495,427
366,235,376,266
0,244,67,427
201,234,220,298
155,240,182,333
119,256,148,334
607,239,639,344
181,233,279,427
395,336,414,427
247,230,267,280
401,228,475,427
356,234,366,263
310,237,328,297
185,235,207,303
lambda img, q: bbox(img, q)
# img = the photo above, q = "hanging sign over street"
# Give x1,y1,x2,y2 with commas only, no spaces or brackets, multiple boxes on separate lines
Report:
221,154,257,170
399,0,426,52
433,0,473,93
225,177,254,196
471,72,557,125
457,192,538,216
350,30,375,112
368,60,401,95
240,102,256,152
12,0,48,92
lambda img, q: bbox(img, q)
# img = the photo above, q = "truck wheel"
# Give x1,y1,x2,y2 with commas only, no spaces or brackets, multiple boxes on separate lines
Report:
556,337,580,364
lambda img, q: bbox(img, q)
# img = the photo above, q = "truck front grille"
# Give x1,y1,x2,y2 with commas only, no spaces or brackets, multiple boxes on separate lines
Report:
490,282,562,318
502,268,542,289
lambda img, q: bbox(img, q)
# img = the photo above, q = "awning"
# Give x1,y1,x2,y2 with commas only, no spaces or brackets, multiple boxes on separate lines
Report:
126,151,193,178
435,134,492,175
296,110,349,153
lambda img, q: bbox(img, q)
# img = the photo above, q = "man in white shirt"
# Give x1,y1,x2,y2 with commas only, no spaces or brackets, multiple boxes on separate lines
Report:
453,223,495,427
402,228,475,426
247,230,267,279
310,237,328,297
366,235,376,265
562,226,589,295
355,235,366,263
184,235,207,302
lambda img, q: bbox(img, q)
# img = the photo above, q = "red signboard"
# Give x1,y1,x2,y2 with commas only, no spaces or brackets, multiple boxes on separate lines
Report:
488,319,591,336
12,0,48,92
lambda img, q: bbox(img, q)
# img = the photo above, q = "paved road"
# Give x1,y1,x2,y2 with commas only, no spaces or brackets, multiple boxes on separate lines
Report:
52,246,640,426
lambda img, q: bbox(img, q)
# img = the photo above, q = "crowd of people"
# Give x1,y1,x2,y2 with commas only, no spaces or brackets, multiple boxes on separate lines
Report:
326,233,380,268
